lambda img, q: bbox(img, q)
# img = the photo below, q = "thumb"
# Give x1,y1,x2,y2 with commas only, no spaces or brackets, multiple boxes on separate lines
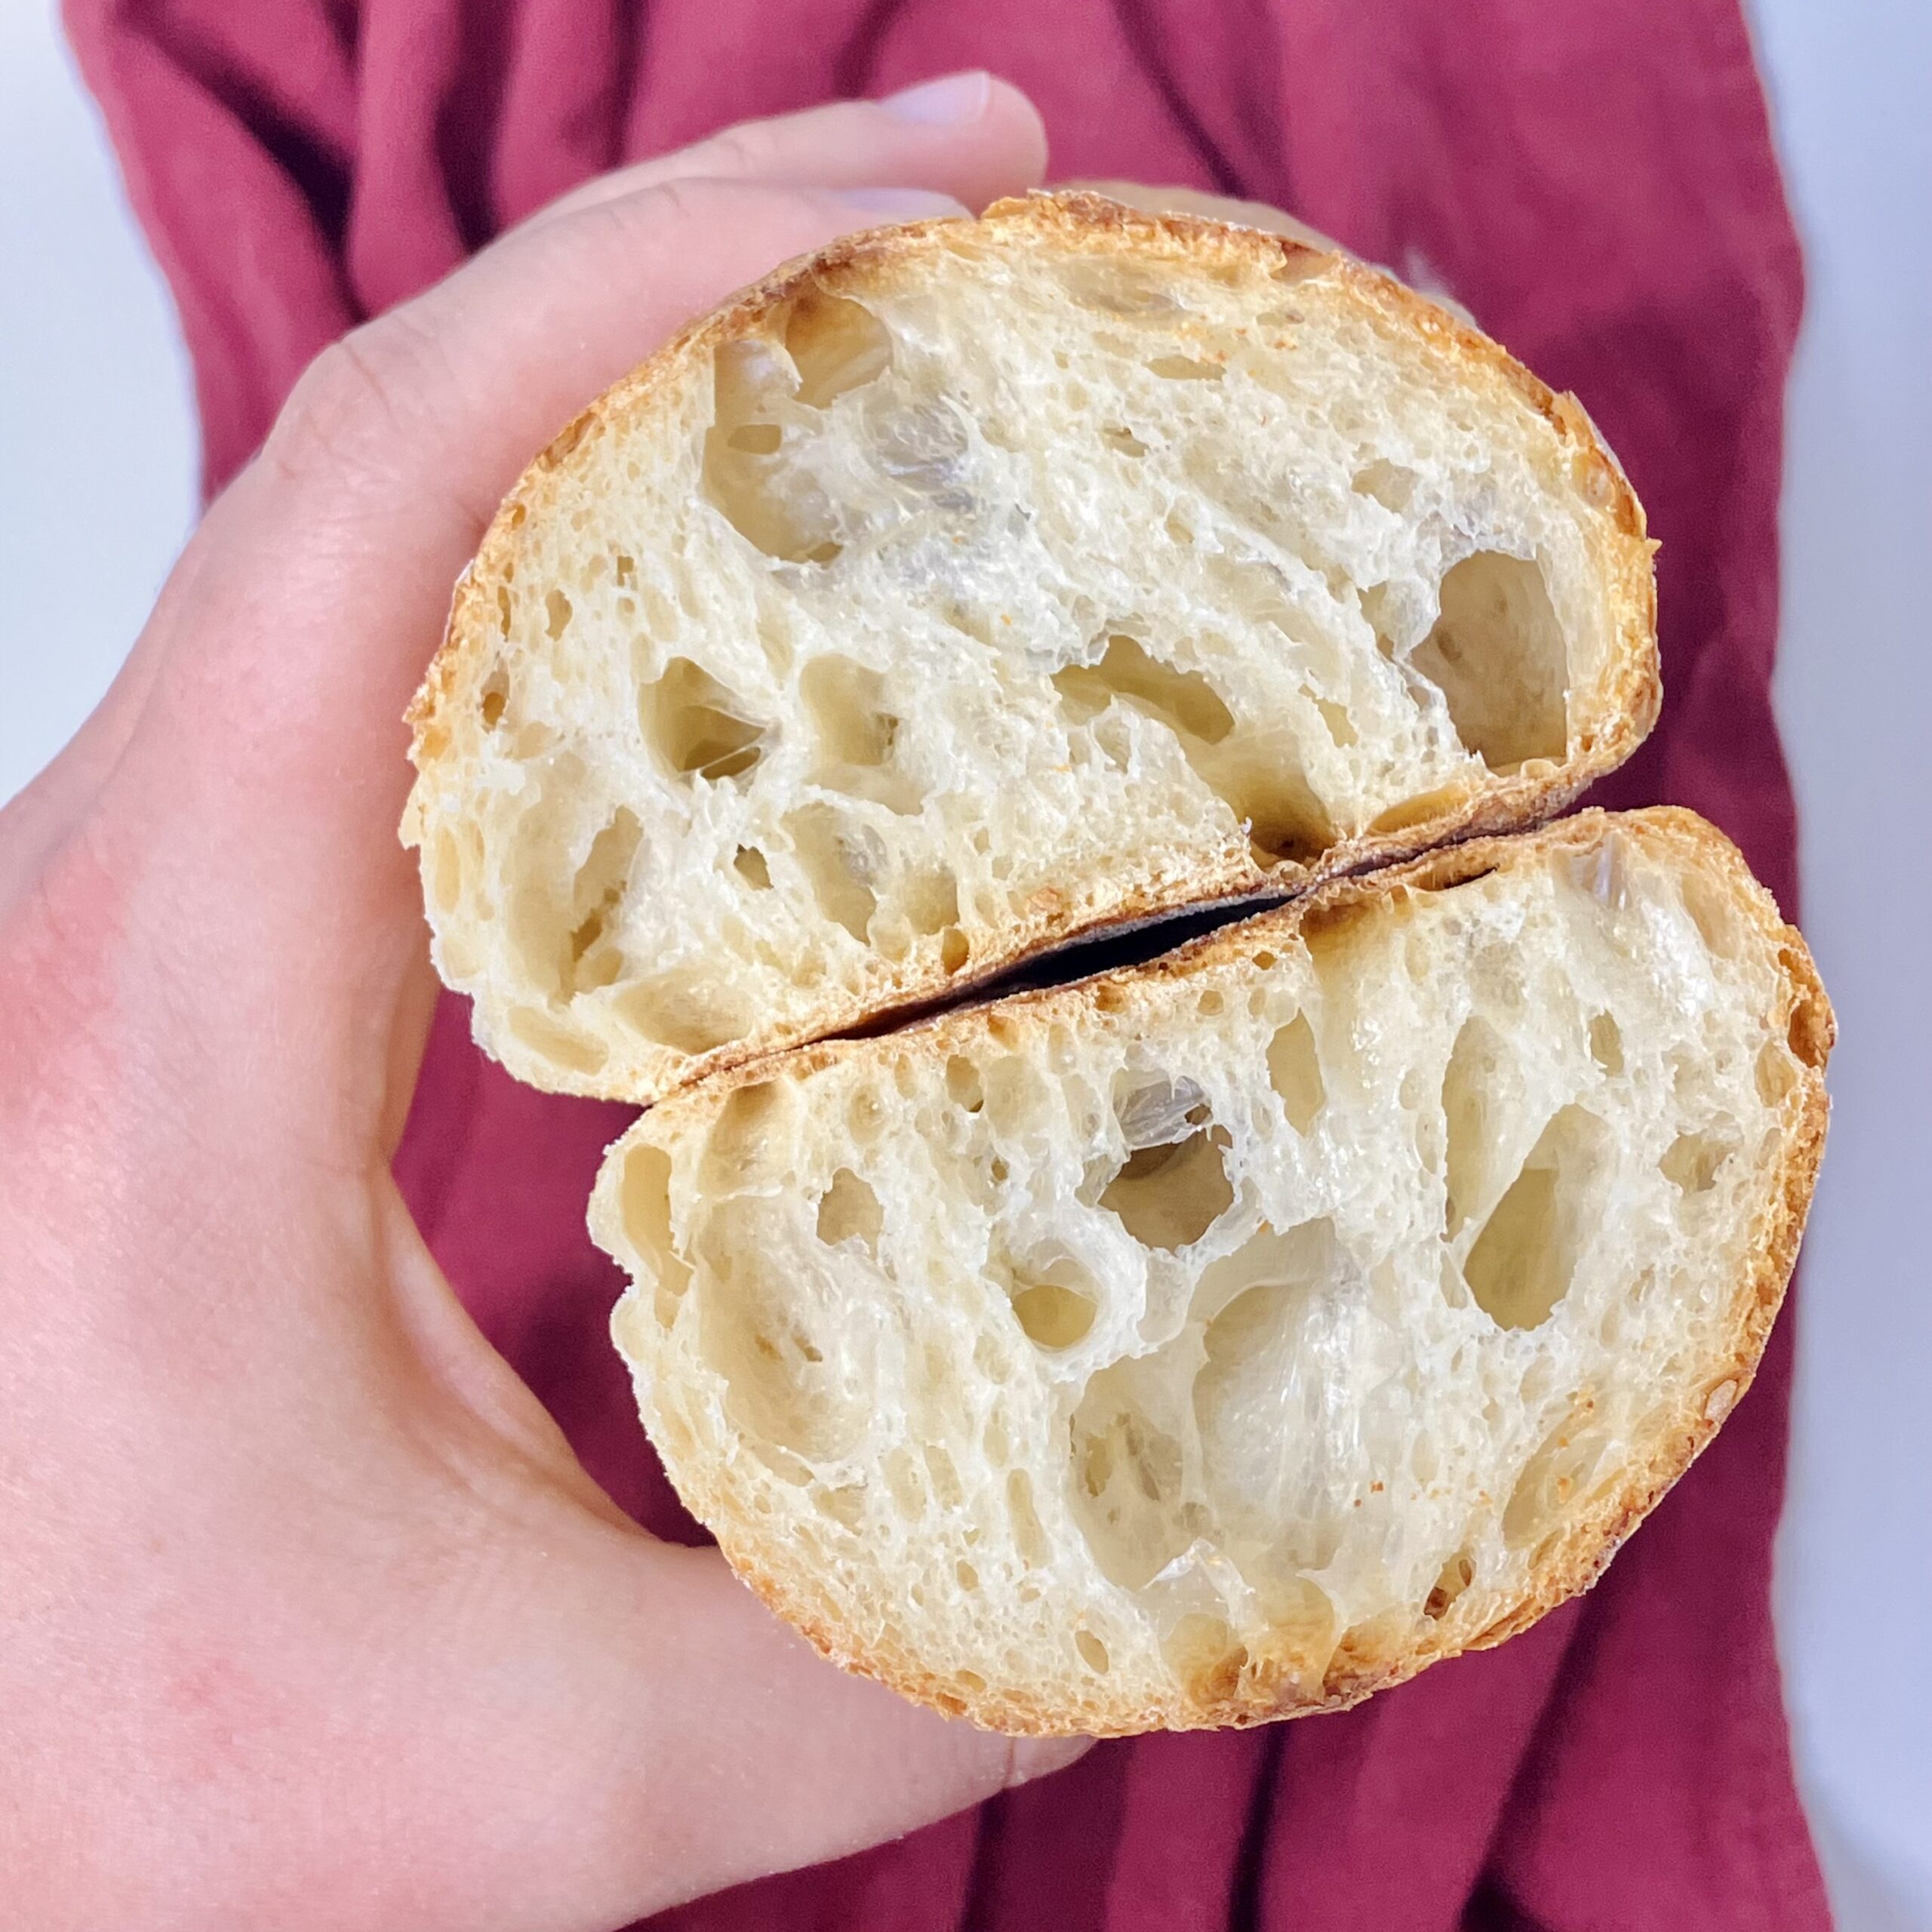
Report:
418,1515,1086,1930
607,1546,1086,1912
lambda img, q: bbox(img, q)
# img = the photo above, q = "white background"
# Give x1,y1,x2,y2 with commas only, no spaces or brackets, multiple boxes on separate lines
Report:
2,1,1927,1921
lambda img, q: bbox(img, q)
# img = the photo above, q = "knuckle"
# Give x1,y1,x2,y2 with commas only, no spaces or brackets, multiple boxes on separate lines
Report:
264,318,429,494
628,173,723,231
689,121,774,182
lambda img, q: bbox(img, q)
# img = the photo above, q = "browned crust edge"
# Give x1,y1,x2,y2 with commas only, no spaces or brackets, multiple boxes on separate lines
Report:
406,190,1661,1106
613,807,1832,1736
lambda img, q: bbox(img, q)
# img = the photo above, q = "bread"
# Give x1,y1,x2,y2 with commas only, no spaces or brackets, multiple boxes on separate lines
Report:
400,189,1822,1738
592,810,1831,1735
403,192,1658,1105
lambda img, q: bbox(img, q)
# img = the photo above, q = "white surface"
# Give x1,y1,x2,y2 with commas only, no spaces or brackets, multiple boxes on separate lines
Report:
0,0,195,797
0,0,1927,1921
1753,0,1932,1924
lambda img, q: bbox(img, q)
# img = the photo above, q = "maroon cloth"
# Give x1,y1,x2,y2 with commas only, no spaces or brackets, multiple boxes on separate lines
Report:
66,4,1823,1927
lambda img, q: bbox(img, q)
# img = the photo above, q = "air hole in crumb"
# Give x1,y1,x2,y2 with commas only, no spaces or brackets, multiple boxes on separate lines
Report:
545,587,573,638
801,654,920,813
1703,1379,1740,1425
1009,1259,1098,1350
1162,1614,1249,1698
1192,1222,1364,1565
940,927,971,974
956,1560,980,1591
1101,425,1149,457
614,970,749,1056
1100,1127,1234,1251
618,1143,691,1327
1423,1550,1476,1620
1441,1017,1516,1237
946,1056,985,1112
1007,1471,1051,1568
1786,986,1828,1067
732,845,772,890
1311,691,1357,746
847,1085,887,1144
1352,458,1418,511
1660,1128,1737,1195
561,808,642,995
904,869,959,940
1411,551,1569,771
1589,1012,1624,1074
1070,1367,1189,1588
1112,1075,1209,1149
1755,1042,1796,1106
785,288,894,408
784,804,880,943
816,1168,883,1253
1272,249,1327,284
1368,783,1465,836
479,667,509,728
1463,1106,1611,1330
1057,260,1179,317
427,826,469,915
1148,354,1224,382
694,1249,858,1463
1054,634,1338,864
1268,1014,1325,1134
1054,634,1234,743
640,657,768,782
700,337,842,561
1076,1631,1111,1674
1504,1408,1609,1549
925,1444,963,1509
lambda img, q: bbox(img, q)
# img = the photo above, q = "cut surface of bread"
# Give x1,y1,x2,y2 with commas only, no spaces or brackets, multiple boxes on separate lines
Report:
406,192,1658,1103
592,810,1830,1735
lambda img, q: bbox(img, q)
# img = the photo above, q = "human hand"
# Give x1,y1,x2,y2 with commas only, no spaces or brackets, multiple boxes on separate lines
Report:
0,77,1078,1932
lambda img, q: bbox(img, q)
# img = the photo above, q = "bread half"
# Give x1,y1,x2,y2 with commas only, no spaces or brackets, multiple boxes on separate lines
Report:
592,809,1829,1735
405,192,1659,1104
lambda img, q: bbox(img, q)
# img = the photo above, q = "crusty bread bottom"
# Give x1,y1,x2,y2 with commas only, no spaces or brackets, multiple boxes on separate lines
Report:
592,810,1829,1735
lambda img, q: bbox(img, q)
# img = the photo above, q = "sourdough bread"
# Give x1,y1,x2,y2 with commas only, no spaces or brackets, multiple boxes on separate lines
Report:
592,810,1829,1735
405,192,1658,1104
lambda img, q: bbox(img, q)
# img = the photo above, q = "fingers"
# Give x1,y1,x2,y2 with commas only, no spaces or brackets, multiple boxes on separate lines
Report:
447,1529,1088,1930
624,1547,1085,1910
533,75,1047,226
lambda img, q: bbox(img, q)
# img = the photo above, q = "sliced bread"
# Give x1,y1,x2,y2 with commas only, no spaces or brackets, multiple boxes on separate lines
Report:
592,809,1829,1734
405,193,1658,1103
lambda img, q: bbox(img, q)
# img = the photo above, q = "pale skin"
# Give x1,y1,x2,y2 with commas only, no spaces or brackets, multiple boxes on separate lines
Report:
0,74,1094,1932
0,77,1318,1929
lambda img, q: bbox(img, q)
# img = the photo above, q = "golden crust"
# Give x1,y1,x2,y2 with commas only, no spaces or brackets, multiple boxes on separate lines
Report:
629,808,1832,1736
405,191,1662,1107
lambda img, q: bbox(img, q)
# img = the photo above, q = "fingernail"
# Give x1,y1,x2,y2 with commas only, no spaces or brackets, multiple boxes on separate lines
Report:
833,187,970,220
879,70,992,125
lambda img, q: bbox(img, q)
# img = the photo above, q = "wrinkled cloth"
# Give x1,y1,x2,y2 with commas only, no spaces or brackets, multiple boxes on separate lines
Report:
64,3,1823,1927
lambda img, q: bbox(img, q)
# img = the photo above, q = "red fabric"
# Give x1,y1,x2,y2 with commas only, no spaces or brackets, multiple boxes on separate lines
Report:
64,3,1823,1927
